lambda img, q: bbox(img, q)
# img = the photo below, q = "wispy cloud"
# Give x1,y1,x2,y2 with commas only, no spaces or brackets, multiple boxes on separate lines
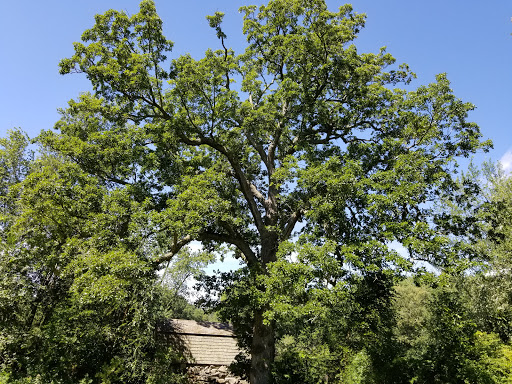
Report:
500,149,512,174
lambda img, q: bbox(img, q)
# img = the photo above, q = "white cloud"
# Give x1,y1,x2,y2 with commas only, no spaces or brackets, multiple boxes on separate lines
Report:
499,149,512,174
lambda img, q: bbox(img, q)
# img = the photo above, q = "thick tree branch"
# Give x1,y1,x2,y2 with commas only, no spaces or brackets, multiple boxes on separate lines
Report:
268,100,289,165
282,209,302,240
245,131,270,172
177,133,266,233
199,231,259,267
153,234,193,265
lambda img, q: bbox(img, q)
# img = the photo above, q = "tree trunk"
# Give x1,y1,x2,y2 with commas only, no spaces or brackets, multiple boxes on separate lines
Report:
249,234,278,384
250,310,275,384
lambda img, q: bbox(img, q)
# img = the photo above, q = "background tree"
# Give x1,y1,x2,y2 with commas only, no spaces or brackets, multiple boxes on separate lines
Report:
392,274,512,384
40,0,489,382
467,164,512,341
0,134,192,383
382,164,512,384
434,161,512,343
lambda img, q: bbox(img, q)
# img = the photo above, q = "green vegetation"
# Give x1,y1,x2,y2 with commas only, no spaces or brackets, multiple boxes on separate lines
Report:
2,0,511,383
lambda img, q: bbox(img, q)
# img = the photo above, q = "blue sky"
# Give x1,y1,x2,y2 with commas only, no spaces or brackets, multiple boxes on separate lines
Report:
1,0,511,170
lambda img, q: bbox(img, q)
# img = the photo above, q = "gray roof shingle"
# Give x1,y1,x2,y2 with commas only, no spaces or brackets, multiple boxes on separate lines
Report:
167,319,242,366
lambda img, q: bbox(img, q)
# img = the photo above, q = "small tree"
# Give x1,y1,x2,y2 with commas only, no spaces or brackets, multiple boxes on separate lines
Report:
45,0,489,382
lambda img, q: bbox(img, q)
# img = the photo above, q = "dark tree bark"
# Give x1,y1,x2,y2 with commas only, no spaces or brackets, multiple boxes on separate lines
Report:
250,310,275,384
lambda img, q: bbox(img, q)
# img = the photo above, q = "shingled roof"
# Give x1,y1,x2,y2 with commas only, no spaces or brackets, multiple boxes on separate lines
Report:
168,319,242,366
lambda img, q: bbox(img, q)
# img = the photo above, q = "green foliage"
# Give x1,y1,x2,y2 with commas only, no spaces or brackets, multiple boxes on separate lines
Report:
48,0,489,277
273,335,339,384
389,275,512,384
435,163,512,343
195,241,402,382
417,276,479,382
0,144,188,383
469,331,512,383
392,279,432,377
0,129,33,237
386,164,512,382
160,246,215,297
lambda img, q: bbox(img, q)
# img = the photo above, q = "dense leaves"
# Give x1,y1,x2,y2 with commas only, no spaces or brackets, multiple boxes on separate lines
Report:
0,136,192,383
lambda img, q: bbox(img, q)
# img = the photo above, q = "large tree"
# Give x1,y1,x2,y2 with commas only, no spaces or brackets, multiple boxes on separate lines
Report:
43,0,489,382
